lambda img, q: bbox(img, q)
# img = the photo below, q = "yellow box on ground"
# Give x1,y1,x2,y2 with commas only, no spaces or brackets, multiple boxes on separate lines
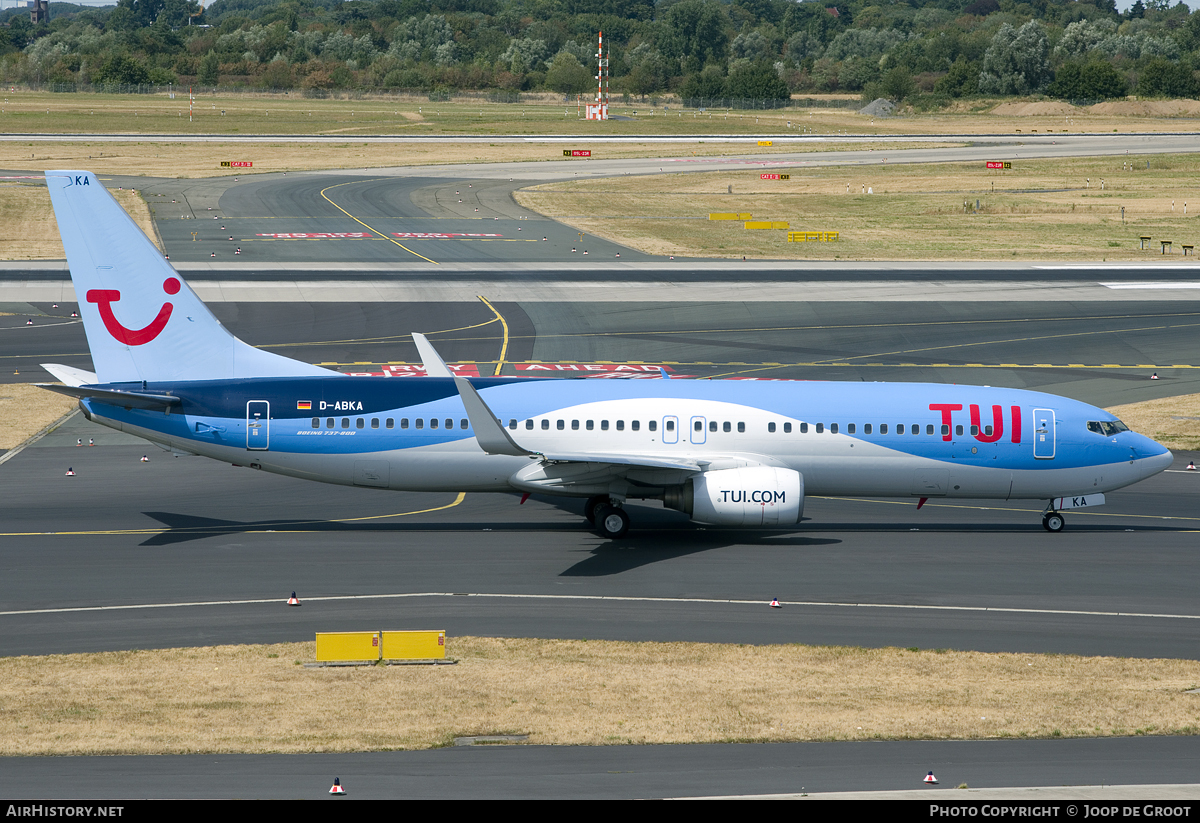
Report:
788,231,839,242
709,213,752,220
381,630,446,660
746,221,790,230
758,140,773,146
315,631,381,662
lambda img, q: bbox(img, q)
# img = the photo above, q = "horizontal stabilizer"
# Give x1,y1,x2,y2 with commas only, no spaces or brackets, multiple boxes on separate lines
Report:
36,383,181,411
40,363,98,387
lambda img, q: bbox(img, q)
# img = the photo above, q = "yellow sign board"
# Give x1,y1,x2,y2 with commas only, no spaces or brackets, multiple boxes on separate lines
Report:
381,630,446,660
709,213,752,220
788,231,839,242
758,140,773,146
316,631,380,662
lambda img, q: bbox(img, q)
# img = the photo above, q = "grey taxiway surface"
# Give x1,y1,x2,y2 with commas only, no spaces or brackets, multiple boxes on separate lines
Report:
3,143,1200,798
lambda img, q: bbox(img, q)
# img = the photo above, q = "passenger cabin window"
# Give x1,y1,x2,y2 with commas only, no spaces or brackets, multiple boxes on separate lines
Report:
723,422,731,433
665,420,674,431
737,422,745,433
695,420,703,432
356,418,364,429
709,421,717,432
386,419,394,429
541,420,550,430
847,423,855,434
572,420,579,430
631,421,640,432
371,418,379,429
800,423,808,433
926,424,934,435
509,419,517,430
880,424,888,434
815,423,824,434
648,421,657,432
601,420,610,431
311,417,320,428
830,423,839,434
416,419,424,430
956,425,963,436
430,418,439,429
784,422,792,433
557,420,565,430
445,419,453,430
942,424,949,436
617,420,625,431
341,418,350,429
587,420,594,430
970,425,979,436
864,423,872,434
768,422,776,433
526,419,534,430
400,418,409,429
326,418,334,429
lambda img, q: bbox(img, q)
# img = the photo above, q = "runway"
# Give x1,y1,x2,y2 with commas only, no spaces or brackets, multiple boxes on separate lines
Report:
3,137,1200,797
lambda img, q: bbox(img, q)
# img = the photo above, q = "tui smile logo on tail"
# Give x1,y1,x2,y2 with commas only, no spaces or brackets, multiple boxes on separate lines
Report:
86,277,180,346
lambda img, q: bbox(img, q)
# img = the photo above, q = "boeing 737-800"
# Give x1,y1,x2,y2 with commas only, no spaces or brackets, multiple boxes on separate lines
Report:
36,171,1173,538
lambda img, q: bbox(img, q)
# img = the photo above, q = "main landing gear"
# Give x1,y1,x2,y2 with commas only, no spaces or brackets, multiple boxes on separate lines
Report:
584,495,630,539
1042,509,1065,533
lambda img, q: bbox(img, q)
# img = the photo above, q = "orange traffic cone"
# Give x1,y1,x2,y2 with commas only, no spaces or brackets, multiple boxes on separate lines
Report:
287,592,300,606
329,778,345,795
924,771,938,784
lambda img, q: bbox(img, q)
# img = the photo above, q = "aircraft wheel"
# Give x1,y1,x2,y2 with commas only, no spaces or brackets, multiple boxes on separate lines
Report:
1042,512,1065,533
583,495,608,525
596,505,630,539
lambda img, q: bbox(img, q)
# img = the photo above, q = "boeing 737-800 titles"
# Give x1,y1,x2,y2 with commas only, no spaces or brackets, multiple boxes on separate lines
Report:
37,171,1173,538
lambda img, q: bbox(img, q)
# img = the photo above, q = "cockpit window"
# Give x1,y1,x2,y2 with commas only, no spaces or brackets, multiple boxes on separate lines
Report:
1087,420,1130,437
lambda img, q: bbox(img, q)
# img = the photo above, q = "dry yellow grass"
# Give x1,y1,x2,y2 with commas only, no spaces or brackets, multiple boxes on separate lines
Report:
0,183,158,259
0,638,1196,755
1109,393,1200,451
0,383,78,450
515,153,1200,261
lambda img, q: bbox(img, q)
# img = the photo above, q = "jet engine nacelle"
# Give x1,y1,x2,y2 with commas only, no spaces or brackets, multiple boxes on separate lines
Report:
664,467,804,527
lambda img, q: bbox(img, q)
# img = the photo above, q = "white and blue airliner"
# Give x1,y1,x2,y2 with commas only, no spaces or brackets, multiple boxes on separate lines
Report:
37,170,1173,538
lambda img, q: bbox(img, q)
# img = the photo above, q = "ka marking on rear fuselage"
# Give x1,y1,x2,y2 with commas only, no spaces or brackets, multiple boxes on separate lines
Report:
37,170,1173,538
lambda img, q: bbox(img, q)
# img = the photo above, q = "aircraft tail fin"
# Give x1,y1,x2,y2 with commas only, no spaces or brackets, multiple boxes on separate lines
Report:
45,170,336,384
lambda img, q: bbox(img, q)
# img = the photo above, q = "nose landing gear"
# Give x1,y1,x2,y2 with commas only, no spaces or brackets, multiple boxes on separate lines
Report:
1042,510,1065,532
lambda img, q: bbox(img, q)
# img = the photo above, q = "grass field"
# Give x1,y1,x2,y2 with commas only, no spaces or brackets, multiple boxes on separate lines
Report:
2,91,1199,140
515,153,1200,261
1,637,1196,755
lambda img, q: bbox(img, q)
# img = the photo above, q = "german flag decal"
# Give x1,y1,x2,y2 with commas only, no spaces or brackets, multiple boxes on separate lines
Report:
297,401,312,410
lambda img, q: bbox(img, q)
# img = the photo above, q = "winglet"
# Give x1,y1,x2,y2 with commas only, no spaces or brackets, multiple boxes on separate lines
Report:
452,376,534,457
412,333,453,378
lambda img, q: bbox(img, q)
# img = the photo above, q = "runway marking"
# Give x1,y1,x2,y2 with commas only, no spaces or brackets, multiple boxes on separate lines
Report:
1,590,1197,622
318,179,438,265
478,295,509,376
0,492,466,539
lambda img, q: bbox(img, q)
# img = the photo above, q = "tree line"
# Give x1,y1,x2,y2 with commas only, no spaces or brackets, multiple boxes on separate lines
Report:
1,0,1198,103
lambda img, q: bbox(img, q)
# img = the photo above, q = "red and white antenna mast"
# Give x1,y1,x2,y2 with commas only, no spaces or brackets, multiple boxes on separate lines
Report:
586,31,609,120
